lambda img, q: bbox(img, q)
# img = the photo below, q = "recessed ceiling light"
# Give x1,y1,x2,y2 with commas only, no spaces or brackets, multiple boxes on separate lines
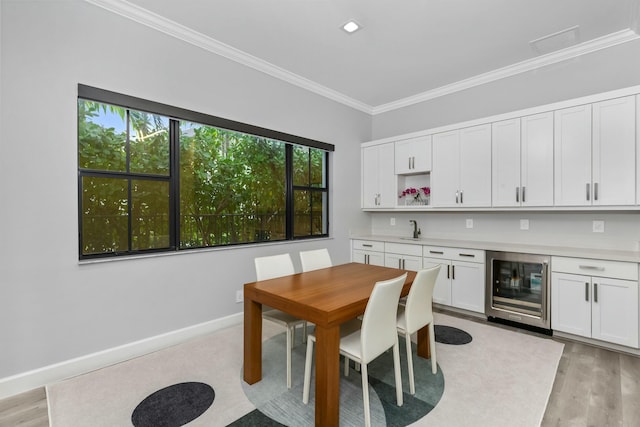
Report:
342,20,361,34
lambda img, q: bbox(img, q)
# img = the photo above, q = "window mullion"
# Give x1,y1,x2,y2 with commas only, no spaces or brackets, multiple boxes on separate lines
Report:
285,144,294,239
169,119,180,250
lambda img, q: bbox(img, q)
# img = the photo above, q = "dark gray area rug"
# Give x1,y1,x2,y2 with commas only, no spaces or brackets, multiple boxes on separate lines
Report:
236,331,445,426
434,324,473,345
131,382,214,427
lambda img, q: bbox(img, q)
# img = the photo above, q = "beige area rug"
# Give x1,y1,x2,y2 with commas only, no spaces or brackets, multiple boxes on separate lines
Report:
47,313,563,427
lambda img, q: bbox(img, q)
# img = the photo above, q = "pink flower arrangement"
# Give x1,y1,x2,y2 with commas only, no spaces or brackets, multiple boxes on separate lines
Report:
399,187,430,200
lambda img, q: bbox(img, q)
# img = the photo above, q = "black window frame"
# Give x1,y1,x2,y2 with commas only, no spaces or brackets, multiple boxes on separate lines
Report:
78,84,333,260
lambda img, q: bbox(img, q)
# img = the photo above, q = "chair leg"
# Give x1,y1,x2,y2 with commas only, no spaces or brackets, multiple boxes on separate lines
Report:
393,340,403,407
404,331,415,395
302,337,315,404
286,326,292,389
361,362,371,427
344,356,349,376
302,321,307,343
429,322,437,374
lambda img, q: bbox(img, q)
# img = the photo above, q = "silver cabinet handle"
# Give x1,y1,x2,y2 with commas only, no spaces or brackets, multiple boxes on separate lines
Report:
447,265,450,279
429,250,444,255
516,187,519,202
362,244,373,248
452,264,455,280
460,191,463,204
522,186,526,203
586,183,590,201
594,283,598,303
585,282,589,301
408,157,411,170
455,190,459,204
459,253,475,258
594,182,598,201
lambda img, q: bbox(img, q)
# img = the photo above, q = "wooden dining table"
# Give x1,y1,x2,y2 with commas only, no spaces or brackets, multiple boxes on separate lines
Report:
243,262,431,426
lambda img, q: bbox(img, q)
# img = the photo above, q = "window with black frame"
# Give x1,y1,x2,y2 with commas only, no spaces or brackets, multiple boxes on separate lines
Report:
77,85,332,259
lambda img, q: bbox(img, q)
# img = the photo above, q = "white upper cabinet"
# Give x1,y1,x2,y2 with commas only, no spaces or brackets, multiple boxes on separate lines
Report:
432,124,492,207
362,143,396,208
592,96,636,206
492,113,554,207
395,135,432,174
555,96,636,206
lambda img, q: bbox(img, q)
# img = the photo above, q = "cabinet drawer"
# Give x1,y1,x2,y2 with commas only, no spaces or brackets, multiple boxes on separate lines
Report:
449,248,485,263
552,256,638,281
385,242,422,257
352,240,384,252
422,246,451,260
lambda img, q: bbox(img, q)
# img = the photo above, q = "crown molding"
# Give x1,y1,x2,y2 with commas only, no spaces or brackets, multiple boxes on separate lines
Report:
84,0,638,117
83,0,374,114
371,29,640,115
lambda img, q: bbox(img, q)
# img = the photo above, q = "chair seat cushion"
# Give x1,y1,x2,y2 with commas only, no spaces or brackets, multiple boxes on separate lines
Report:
262,309,305,325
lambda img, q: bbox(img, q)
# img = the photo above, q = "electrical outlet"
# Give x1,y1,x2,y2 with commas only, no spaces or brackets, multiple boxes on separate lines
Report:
236,290,244,303
466,218,473,229
520,219,529,230
390,217,396,226
593,220,605,233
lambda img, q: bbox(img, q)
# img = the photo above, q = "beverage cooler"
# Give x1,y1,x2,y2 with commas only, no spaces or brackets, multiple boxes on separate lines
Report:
485,251,551,331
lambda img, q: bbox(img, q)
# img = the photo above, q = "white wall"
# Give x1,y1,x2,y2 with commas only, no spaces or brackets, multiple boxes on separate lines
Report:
370,211,640,252
0,1,370,382
372,39,640,140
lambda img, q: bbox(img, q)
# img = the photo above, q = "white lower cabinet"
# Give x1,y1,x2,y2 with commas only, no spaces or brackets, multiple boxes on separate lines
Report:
352,240,385,266
551,257,639,348
384,242,422,271
423,246,485,313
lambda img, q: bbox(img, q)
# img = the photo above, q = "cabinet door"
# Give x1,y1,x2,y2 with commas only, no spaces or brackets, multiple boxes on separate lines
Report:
432,130,460,207
424,257,451,306
592,96,636,206
451,260,485,313
551,273,591,337
362,143,396,208
521,112,554,207
554,105,592,206
591,277,639,347
354,250,385,266
459,124,492,207
377,143,397,208
492,119,521,207
384,254,421,270
395,136,431,174
362,146,380,208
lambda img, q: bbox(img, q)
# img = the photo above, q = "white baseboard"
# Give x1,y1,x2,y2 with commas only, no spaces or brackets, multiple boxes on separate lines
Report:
0,312,243,400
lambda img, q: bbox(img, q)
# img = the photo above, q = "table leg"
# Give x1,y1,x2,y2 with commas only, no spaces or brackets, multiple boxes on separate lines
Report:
314,324,340,426
243,297,263,384
417,325,431,359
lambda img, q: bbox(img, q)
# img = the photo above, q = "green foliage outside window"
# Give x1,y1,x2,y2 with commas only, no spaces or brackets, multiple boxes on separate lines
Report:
78,98,329,258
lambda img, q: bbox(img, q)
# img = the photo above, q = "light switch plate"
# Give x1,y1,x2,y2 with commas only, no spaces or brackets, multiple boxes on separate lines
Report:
593,220,605,233
520,219,529,230
466,218,473,229
390,217,396,226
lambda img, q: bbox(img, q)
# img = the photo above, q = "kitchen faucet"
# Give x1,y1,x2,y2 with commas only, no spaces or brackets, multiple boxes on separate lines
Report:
409,220,421,239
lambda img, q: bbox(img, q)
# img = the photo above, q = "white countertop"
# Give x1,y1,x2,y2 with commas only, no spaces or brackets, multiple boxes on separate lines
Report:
351,234,640,263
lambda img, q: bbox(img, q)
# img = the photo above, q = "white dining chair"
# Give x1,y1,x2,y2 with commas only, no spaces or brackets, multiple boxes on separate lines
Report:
303,273,407,427
396,265,441,394
299,248,332,272
254,253,307,389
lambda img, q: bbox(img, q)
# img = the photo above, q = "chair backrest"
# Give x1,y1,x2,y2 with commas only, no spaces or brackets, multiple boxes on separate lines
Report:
254,253,295,281
360,273,407,363
404,265,441,333
299,248,332,272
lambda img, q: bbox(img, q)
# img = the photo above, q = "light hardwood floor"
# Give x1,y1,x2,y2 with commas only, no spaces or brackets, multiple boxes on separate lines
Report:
2,314,639,427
